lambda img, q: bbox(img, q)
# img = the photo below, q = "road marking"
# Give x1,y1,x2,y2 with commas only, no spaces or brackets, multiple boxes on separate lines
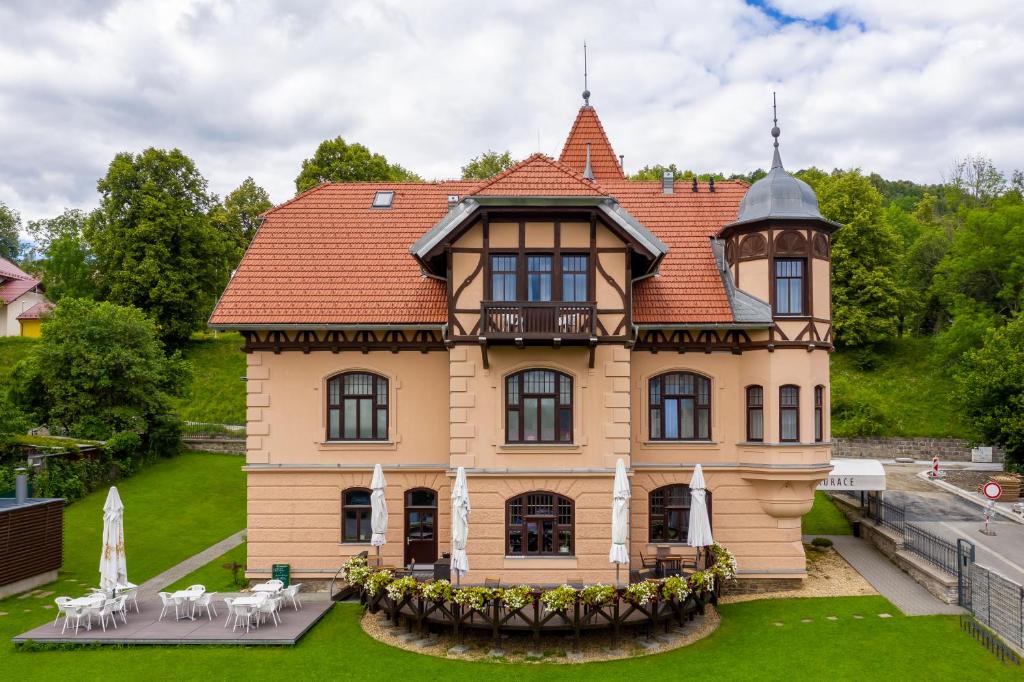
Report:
937,521,1024,578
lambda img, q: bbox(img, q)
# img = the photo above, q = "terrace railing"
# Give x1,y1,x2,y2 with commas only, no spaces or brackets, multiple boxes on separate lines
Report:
903,523,958,575
480,301,596,340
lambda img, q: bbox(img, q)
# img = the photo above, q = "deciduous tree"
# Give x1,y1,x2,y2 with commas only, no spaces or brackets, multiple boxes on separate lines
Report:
209,177,273,263
294,137,420,193
461,150,517,180
0,201,21,262
26,209,96,302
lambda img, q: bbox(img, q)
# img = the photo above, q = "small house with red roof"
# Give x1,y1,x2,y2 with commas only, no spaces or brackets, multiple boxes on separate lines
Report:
211,93,839,589
0,257,52,337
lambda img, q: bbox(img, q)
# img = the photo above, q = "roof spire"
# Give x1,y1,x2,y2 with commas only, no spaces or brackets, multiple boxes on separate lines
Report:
583,143,594,180
770,91,783,170
582,41,591,107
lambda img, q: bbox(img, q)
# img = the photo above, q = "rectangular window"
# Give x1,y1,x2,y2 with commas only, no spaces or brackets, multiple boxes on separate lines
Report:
561,255,588,302
814,385,825,442
780,385,800,442
491,255,518,301
527,255,552,301
747,386,764,442
774,258,805,315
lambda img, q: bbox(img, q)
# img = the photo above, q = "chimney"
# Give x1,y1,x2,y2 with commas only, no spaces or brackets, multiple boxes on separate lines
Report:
583,143,594,181
619,154,625,172
662,171,674,195
15,467,27,504
447,194,460,209
709,177,716,192
691,177,699,193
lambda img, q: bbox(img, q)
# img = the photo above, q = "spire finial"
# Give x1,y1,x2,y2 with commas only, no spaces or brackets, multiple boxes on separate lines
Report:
582,41,591,106
770,91,783,170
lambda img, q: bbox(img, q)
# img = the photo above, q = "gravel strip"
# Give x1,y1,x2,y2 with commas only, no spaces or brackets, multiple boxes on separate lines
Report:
720,546,876,604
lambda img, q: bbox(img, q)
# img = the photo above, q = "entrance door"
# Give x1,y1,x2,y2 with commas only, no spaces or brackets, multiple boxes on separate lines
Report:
404,488,438,565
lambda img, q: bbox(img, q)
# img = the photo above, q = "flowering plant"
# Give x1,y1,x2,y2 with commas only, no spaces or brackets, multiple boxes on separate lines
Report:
624,580,659,605
708,544,738,581
385,576,419,601
580,583,615,606
346,563,373,588
689,570,715,592
453,586,493,611
661,575,691,601
421,580,454,603
341,555,369,583
499,585,534,611
540,585,577,612
365,569,394,597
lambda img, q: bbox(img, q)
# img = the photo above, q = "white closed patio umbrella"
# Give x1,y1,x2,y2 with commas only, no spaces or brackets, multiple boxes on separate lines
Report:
99,486,128,593
688,464,714,562
608,458,630,587
370,464,388,567
450,466,471,585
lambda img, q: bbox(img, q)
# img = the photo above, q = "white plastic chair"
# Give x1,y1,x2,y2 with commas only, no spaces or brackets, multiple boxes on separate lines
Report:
61,604,87,635
158,592,177,621
53,597,72,627
110,595,129,625
121,586,140,613
194,592,218,620
222,597,236,628
282,583,303,610
257,596,280,627
89,599,118,631
265,579,284,591
187,584,206,592
231,603,255,633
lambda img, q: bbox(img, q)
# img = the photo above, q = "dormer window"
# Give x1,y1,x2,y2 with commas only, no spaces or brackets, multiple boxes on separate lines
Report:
372,191,394,208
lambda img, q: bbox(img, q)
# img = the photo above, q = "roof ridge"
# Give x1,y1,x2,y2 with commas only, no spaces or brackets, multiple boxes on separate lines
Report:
558,106,625,181
468,153,607,196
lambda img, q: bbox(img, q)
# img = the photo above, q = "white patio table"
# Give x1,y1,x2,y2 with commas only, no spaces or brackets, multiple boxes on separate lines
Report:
170,588,205,621
66,594,106,631
250,583,281,594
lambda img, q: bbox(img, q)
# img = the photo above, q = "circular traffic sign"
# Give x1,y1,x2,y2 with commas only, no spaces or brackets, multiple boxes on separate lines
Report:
982,481,1003,500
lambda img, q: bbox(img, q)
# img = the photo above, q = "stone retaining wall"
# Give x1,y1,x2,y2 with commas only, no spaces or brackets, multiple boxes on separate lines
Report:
182,438,245,455
832,437,1003,463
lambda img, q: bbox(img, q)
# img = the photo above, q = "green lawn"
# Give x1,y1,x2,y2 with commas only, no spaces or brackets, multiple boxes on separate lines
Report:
802,491,852,536
831,337,972,439
172,332,247,424
166,542,247,593
4,597,1017,680
0,452,245,655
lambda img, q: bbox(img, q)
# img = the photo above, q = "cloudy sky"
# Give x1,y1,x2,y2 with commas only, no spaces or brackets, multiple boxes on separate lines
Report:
2,0,1023,226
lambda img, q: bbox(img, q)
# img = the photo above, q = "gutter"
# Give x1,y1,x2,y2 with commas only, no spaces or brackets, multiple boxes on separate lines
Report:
634,322,773,331
208,323,447,332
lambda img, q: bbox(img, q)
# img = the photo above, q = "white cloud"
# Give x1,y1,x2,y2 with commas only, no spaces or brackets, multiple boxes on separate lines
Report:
1,0,1023,226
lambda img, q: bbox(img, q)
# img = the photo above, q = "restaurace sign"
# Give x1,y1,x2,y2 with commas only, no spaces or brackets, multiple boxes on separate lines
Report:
816,459,887,491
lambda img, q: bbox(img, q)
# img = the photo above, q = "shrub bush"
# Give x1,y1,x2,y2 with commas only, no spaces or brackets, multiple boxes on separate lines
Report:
811,537,834,549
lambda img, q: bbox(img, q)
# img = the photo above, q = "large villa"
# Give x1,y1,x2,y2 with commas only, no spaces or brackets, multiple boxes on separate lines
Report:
209,92,839,589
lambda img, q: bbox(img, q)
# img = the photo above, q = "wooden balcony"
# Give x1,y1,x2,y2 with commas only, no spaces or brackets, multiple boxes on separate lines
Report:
480,301,596,342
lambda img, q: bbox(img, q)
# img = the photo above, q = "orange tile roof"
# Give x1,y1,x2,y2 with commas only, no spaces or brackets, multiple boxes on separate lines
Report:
471,153,606,196
210,107,749,328
559,106,625,182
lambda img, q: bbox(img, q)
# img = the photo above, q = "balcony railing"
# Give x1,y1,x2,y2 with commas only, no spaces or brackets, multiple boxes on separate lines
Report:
480,301,596,340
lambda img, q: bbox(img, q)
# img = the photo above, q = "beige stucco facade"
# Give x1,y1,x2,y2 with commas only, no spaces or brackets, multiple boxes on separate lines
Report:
1,290,47,337
241,215,834,586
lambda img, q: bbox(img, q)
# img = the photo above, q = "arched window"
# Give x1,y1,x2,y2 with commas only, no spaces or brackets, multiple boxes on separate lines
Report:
746,385,764,442
780,385,800,442
326,372,388,441
505,369,572,443
649,372,711,441
649,485,713,543
814,385,825,443
341,488,372,543
506,492,574,556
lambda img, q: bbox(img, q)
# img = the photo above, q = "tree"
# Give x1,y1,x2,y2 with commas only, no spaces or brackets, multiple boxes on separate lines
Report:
629,164,694,182
807,169,902,347
8,298,188,444
461,150,517,180
86,148,232,348
944,154,1007,212
0,201,21,262
294,137,421,193
209,177,273,262
26,209,96,302
956,314,1024,469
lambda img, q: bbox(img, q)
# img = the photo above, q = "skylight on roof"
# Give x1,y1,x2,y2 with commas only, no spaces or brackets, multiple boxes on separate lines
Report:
372,191,394,208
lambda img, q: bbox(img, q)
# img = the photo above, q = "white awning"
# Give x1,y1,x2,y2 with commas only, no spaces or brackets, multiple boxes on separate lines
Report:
817,459,886,491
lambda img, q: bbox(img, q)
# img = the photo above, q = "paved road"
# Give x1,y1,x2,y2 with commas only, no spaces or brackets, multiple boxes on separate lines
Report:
880,463,1024,585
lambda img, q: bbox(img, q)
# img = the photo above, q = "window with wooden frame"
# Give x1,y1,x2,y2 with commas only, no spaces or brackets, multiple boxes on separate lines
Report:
814,385,825,443
780,384,800,442
649,485,712,543
526,255,553,301
506,492,574,556
774,258,806,315
491,255,518,302
505,369,572,443
341,488,372,543
746,385,764,442
649,372,711,441
326,372,388,441
561,254,589,302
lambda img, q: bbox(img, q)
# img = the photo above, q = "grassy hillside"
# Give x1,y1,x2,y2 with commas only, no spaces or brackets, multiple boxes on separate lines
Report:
172,332,247,424
830,336,972,440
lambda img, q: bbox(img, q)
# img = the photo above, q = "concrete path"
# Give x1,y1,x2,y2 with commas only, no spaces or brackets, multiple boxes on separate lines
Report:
138,530,246,599
815,535,964,616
